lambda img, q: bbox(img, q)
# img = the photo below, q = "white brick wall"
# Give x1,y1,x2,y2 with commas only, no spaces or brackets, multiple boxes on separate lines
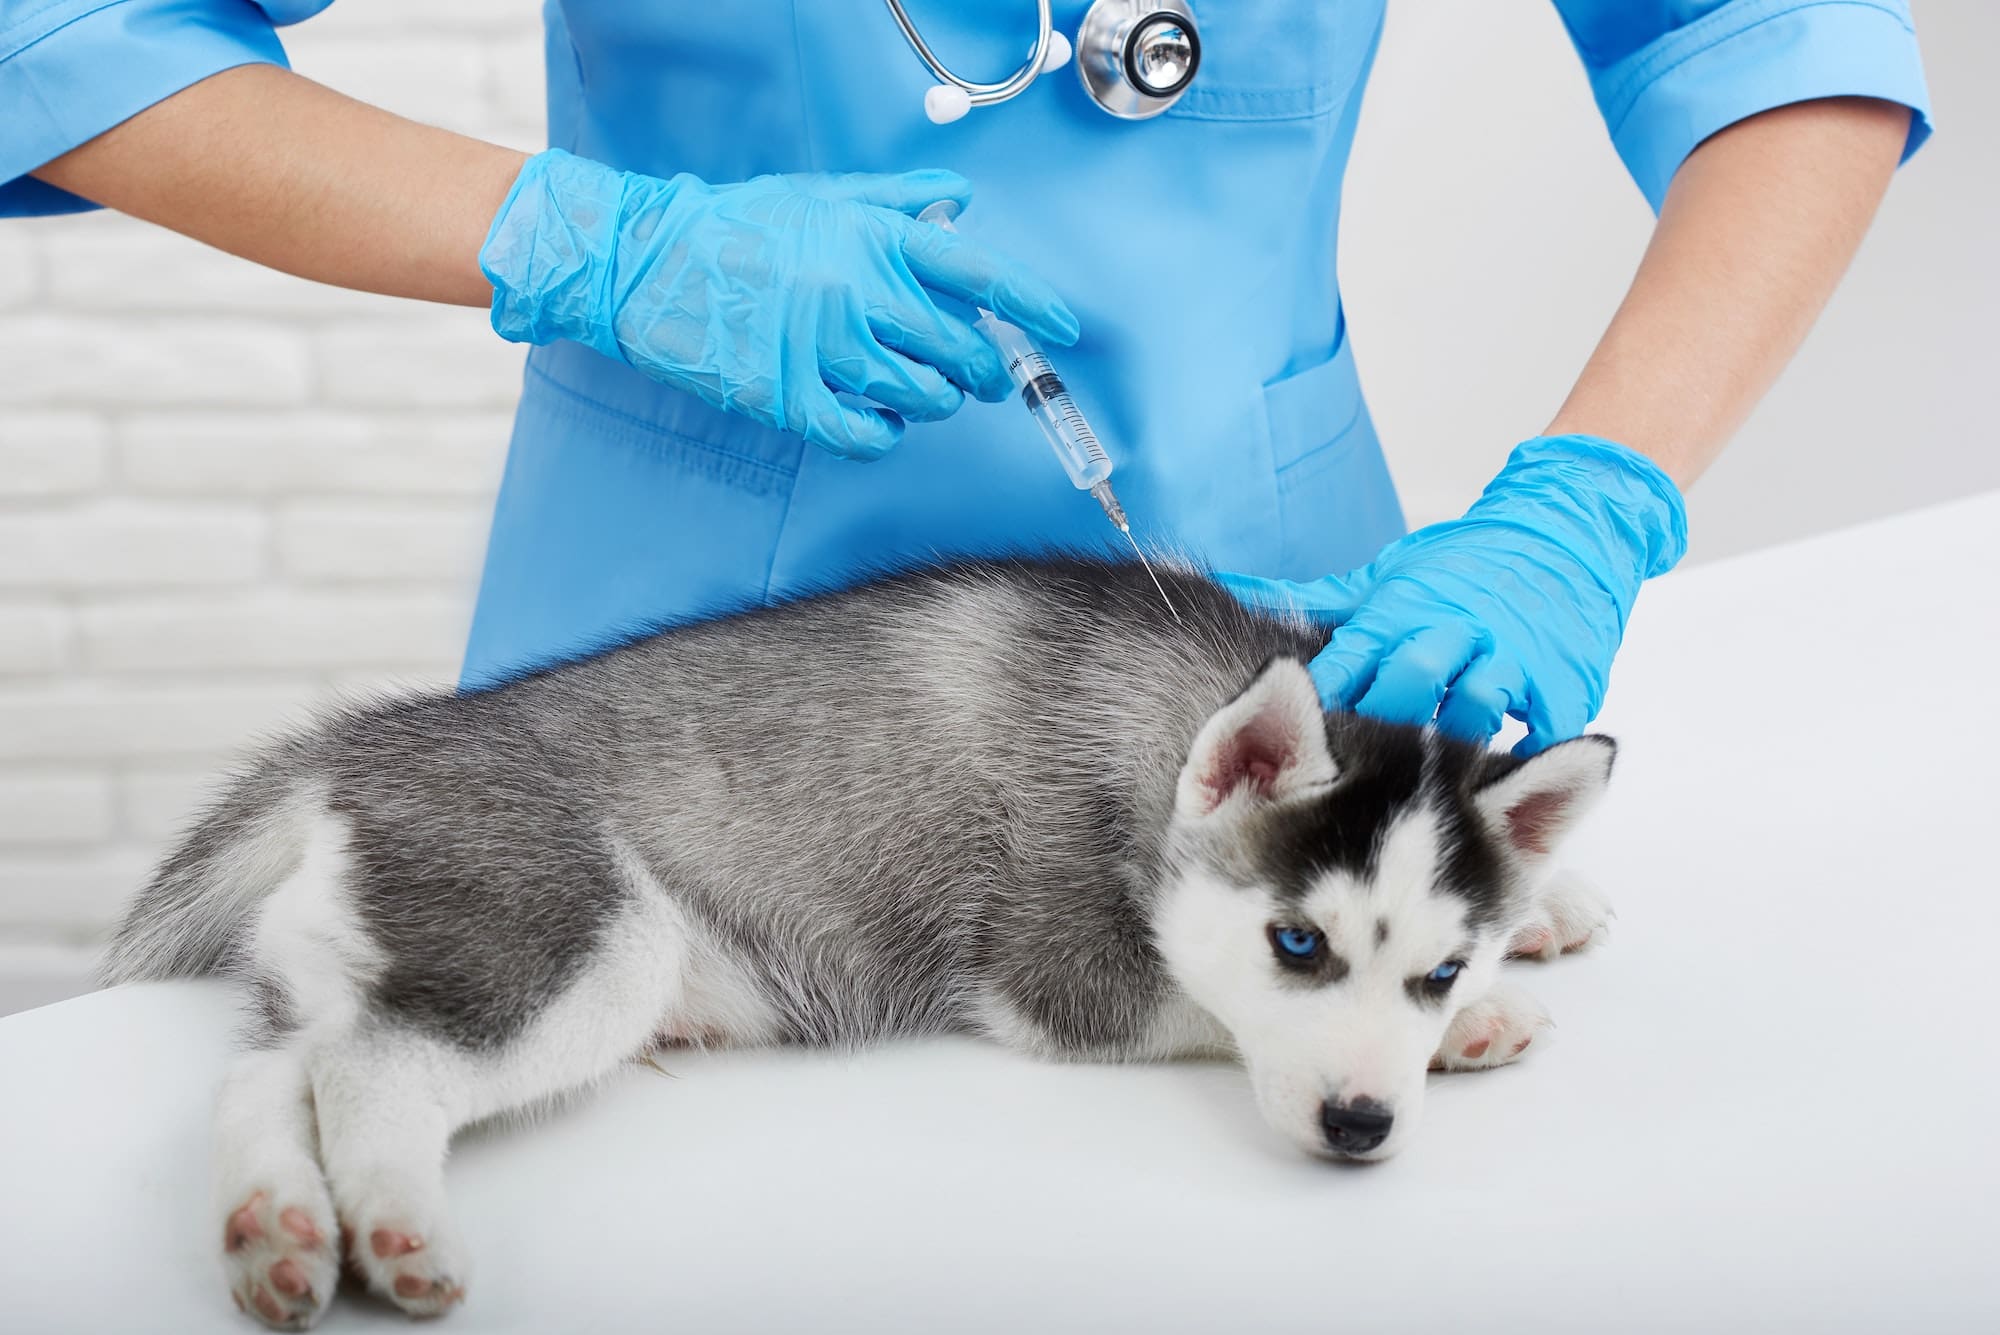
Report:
0,0,546,1012
0,504,267,589
1,414,109,494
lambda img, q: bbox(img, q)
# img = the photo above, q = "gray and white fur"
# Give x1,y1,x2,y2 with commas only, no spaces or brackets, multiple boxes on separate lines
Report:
105,555,1617,1329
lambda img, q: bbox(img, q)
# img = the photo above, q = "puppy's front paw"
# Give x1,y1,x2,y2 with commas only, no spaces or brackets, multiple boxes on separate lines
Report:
1431,983,1551,1072
222,1188,337,1330
1508,869,1613,960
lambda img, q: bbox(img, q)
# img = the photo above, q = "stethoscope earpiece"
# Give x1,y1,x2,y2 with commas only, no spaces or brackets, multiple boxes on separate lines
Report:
889,0,1196,125
925,27,1070,122
924,85,973,125
1040,29,1074,75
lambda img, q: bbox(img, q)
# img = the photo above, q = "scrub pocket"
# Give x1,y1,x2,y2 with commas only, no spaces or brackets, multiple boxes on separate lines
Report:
1262,339,1405,581
1165,0,1385,121
461,347,805,687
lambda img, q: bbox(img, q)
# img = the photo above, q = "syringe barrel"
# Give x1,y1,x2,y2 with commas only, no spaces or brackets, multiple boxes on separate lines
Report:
1024,368,1114,489
919,203,1115,493
976,313,1112,490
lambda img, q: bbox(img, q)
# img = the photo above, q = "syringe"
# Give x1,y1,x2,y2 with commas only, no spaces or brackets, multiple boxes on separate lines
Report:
918,202,1180,624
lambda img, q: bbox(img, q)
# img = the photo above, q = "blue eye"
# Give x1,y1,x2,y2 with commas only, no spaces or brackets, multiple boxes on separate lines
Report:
1426,961,1462,984
1272,927,1322,960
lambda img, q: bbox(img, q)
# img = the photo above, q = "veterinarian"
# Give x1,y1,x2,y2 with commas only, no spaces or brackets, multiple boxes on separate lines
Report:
5,2,1928,752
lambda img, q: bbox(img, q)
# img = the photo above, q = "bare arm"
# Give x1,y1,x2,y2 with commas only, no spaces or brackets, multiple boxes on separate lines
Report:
1544,96,1912,488
32,63,525,307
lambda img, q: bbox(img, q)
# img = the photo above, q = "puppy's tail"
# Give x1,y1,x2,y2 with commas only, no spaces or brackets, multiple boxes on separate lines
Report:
99,742,319,987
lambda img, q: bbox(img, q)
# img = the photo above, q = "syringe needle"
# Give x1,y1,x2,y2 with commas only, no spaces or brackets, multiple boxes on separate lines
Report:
1090,478,1180,623
1121,525,1182,626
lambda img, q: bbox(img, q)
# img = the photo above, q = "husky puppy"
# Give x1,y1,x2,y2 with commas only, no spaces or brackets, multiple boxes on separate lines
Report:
104,556,1614,1329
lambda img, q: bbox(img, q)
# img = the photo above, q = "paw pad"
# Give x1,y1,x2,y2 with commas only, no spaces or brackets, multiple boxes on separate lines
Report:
279,1207,321,1248
1508,927,1555,957
225,1193,267,1251
370,1228,424,1259
222,1188,336,1330
1508,873,1614,960
268,1258,311,1299
347,1214,468,1317
394,1273,465,1303
251,1287,286,1324
1431,984,1553,1074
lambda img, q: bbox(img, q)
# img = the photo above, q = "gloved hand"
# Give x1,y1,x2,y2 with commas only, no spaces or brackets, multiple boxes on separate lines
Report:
1217,435,1687,754
479,149,1078,460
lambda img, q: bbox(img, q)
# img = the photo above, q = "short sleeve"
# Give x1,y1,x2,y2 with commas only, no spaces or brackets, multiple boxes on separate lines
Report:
1551,0,1933,212
0,0,335,217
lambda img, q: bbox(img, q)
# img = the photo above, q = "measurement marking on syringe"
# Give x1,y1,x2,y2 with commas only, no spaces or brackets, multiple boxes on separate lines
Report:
1019,374,1111,465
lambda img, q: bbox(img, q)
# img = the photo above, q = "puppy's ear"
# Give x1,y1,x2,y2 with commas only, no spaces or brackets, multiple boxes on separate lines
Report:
1474,736,1616,865
1176,659,1338,821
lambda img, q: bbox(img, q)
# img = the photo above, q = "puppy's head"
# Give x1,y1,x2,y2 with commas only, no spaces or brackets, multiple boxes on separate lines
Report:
1154,658,1613,1161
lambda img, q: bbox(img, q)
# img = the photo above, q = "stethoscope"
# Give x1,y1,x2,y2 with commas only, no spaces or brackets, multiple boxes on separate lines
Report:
882,0,1201,124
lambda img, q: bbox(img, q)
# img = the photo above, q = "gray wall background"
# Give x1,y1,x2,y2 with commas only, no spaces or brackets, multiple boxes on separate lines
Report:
1348,2,1998,552
0,1,1993,1013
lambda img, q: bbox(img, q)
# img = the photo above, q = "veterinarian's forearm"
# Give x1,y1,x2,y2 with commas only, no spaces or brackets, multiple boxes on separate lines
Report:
32,64,525,307
1544,96,1911,488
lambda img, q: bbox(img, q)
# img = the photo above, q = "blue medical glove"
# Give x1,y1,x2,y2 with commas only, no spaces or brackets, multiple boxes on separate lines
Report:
479,149,1079,461
1217,435,1687,755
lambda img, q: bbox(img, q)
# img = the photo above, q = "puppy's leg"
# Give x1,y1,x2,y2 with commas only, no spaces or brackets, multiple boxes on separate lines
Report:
215,1044,338,1330
1507,868,1613,960
311,1034,475,1317
214,811,370,1328
314,858,703,1318
1430,981,1552,1072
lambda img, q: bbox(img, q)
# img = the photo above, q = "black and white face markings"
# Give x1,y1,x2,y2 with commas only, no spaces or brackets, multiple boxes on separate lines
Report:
1245,715,1506,1013
1260,808,1481,1011
1263,906,1469,1003
1156,657,1617,1161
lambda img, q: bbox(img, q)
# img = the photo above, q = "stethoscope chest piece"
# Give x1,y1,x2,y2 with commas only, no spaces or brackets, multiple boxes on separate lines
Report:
888,0,1201,124
1076,1,1200,119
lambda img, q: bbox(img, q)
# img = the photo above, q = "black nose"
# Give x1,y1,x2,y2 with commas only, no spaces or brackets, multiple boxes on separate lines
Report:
1320,1098,1394,1155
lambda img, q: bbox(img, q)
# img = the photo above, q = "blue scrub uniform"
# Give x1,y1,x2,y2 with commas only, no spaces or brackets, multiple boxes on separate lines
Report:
2,2,1932,687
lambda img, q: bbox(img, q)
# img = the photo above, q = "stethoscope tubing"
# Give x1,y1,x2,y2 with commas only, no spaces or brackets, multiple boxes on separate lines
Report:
881,0,1054,106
